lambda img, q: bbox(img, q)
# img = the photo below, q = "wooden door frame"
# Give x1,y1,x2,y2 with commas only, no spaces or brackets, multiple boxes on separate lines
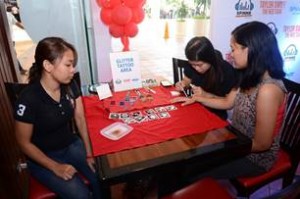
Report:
0,0,28,198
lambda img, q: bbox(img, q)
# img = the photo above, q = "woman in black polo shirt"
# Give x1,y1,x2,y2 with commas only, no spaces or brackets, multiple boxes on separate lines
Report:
14,37,100,199
174,36,238,120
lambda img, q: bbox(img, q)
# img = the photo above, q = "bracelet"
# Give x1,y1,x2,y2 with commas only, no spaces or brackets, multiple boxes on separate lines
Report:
86,155,93,159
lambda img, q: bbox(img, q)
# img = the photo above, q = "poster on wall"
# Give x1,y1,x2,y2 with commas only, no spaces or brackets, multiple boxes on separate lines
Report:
110,51,142,92
210,0,300,83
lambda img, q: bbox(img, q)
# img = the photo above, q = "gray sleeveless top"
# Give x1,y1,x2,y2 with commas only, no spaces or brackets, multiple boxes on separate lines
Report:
231,78,286,171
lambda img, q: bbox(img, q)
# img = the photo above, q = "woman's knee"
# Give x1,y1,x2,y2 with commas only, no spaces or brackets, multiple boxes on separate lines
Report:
58,178,90,199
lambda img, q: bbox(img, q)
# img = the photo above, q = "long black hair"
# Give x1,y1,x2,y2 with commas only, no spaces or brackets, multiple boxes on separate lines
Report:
29,37,78,84
231,21,285,89
185,36,224,93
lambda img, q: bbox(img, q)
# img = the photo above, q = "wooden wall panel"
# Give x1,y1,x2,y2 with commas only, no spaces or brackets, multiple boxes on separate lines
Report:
0,1,27,198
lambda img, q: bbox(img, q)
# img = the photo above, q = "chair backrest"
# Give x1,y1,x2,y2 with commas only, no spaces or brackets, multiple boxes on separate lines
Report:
4,72,81,108
5,72,81,136
73,71,81,92
172,57,191,84
4,82,28,109
280,78,300,167
281,78,300,149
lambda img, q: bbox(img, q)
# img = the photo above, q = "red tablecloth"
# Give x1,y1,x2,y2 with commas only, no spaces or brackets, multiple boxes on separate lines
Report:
102,86,173,113
83,95,228,156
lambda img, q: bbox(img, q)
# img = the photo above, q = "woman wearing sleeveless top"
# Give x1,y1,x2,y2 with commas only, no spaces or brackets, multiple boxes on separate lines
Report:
172,21,286,178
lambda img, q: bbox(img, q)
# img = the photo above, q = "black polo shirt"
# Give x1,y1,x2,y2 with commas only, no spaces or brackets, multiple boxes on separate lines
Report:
14,81,80,152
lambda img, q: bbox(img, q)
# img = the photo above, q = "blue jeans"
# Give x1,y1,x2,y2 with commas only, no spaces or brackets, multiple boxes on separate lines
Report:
28,138,101,199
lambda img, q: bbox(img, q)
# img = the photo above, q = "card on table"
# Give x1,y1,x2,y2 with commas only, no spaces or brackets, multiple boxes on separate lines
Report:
134,115,149,123
165,105,177,111
145,109,156,114
155,107,167,112
158,112,171,118
147,113,159,120
120,113,130,119
123,117,137,124
131,111,142,117
109,113,119,119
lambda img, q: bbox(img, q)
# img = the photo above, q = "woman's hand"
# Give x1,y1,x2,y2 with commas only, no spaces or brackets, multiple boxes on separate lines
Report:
191,84,203,96
86,157,96,173
171,97,196,106
53,163,77,181
175,81,186,91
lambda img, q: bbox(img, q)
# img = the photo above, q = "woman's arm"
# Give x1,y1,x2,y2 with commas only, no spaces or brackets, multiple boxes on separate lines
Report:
15,121,76,180
172,88,238,110
252,84,285,152
74,96,96,172
191,84,222,98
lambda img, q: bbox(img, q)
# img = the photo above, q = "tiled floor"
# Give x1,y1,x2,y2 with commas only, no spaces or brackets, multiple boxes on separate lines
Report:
14,19,300,199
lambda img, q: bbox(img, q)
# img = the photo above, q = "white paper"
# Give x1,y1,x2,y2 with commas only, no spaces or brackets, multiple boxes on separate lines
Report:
96,83,112,100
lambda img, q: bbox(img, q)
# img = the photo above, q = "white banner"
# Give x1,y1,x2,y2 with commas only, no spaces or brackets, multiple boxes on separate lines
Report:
210,0,300,83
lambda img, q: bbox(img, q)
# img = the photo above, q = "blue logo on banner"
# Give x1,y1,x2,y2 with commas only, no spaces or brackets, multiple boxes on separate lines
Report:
235,0,254,17
115,79,122,84
290,3,300,15
284,44,298,61
267,22,278,35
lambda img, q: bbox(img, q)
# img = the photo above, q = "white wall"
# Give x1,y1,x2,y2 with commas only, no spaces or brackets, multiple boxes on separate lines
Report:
19,0,93,85
210,0,300,83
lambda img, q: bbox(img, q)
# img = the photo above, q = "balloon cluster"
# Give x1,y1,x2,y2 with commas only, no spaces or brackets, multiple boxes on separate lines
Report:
97,0,146,51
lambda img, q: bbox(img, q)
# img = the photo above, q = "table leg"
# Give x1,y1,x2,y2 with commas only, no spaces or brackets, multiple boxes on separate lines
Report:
100,183,111,199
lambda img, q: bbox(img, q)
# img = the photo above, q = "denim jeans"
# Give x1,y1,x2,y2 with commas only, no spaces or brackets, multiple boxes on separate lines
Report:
28,138,101,199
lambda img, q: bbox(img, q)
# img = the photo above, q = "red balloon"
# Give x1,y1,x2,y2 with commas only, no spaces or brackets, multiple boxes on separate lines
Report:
112,5,132,25
109,24,124,38
97,0,120,9
124,22,138,37
131,7,145,24
100,8,112,25
123,0,146,8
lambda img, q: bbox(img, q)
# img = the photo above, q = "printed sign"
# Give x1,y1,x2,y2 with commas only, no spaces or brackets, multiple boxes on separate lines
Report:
110,51,142,92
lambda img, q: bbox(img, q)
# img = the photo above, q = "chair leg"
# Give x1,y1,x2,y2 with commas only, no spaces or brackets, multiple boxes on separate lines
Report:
283,171,295,188
283,162,299,188
230,180,251,198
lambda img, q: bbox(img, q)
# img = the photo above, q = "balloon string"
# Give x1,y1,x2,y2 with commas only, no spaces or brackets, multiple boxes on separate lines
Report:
121,36,130,51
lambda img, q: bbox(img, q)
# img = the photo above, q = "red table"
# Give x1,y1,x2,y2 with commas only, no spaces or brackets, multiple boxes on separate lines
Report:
82,89,252,199
83,87,228,156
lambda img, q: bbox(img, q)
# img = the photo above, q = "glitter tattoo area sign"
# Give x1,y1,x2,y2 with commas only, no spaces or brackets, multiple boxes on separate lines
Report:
110,51,142,92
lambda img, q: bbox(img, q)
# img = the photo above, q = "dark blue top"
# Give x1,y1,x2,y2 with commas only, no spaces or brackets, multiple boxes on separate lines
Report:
14,80,81,152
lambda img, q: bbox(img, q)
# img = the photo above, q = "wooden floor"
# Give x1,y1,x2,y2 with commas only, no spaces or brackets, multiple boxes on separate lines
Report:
13,20,300,199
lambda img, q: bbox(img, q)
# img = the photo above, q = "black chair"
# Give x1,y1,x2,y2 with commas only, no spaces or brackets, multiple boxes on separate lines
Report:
172,57,191,84
5,72,81,108
172,58,194,96
231,78,300,198
4,82,57,199
4,82,28,108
